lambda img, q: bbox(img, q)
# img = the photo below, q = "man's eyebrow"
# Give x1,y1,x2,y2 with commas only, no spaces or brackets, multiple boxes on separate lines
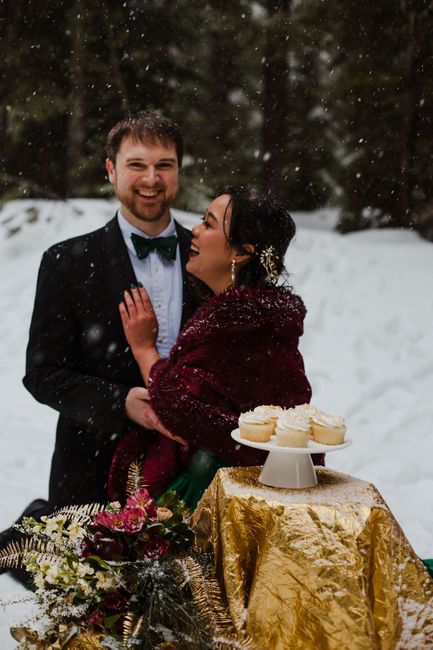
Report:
124,157,177,163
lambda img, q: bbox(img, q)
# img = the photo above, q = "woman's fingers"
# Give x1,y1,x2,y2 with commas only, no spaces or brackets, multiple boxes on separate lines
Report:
123,289,137,317
138,285,154,311
118,300,130,329
129,284,154,315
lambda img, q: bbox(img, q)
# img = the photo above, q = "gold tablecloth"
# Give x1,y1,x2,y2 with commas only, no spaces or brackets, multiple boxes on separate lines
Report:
192,467,433,650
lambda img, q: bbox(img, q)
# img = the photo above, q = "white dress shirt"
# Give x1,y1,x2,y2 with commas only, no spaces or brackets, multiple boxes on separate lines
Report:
117,211,183,357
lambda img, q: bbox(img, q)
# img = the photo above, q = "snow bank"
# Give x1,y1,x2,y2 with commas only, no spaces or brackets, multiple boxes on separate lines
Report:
0,200,431,645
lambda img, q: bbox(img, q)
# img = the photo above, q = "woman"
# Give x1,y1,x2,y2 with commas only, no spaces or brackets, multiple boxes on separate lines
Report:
109,187,323,509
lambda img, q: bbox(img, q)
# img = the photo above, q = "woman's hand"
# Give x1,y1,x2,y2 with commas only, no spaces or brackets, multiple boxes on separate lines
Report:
119,285,158,355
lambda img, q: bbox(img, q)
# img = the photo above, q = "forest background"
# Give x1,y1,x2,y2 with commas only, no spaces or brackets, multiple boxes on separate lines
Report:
1,0,433,238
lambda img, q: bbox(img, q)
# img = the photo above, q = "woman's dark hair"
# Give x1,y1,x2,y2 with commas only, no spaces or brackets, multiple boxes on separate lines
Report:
223,186,296,287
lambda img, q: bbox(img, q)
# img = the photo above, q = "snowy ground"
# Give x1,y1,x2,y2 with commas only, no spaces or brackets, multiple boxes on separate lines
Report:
0,199,432,645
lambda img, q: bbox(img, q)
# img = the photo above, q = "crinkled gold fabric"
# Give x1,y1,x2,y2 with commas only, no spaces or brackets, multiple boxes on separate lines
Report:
192,467,433,650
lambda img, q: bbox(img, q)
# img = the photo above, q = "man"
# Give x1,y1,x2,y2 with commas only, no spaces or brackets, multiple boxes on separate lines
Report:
1,112,198,540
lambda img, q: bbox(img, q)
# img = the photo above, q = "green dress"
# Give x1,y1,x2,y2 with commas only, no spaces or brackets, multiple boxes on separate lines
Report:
423,559,433,579
158,448,231,512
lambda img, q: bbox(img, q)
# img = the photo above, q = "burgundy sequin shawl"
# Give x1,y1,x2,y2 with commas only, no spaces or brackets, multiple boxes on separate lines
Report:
148,286,312,464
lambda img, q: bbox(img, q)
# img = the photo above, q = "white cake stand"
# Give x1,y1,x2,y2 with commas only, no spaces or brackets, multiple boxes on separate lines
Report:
231,429,352,489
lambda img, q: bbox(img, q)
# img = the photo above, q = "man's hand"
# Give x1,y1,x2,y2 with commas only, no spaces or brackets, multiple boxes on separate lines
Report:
125,387,188,447
125,387,159,429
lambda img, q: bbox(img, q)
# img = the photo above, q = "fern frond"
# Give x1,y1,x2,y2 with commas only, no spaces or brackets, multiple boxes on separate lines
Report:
123,610,145,646
125,461,146,497
0,537,62,569
179,555,259,650
51,502,105,524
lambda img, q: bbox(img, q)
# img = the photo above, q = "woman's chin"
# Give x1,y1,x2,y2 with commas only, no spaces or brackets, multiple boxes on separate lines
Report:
186,257,199,276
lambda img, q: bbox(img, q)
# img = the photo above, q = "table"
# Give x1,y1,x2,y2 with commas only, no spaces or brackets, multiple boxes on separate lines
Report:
192,467,433,650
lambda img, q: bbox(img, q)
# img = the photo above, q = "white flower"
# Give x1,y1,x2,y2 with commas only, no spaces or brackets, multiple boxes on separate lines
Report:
67,521,86,542
45,565,62,585
34,573,45,589
77,579,94,596
95,570,117,591
41,515,66,538
76,562,95,578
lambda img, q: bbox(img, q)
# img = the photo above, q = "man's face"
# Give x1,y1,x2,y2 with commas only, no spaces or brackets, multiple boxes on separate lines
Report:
106,136,179,231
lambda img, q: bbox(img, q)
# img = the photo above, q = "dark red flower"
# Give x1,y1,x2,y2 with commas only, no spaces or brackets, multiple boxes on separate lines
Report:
102,591,129,611
91,530,125,560
87,608,104,628
137,537,170,559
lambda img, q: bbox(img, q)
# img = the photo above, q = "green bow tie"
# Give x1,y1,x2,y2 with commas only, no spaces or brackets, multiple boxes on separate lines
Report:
131,233,178,262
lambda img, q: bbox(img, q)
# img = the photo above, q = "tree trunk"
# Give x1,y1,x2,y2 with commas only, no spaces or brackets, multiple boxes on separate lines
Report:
262,0,292,200
207,0,236,178
397,2,428,227
66,0,86,197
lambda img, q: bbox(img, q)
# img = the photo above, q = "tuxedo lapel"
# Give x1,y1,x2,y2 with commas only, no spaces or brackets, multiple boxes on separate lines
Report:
101,216,137,307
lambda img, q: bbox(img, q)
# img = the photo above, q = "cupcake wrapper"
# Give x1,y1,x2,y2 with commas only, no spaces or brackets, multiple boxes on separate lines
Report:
312,424,345,445
276,429,308,447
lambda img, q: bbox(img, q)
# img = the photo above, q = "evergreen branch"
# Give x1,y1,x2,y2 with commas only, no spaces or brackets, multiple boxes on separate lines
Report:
0,173,64,200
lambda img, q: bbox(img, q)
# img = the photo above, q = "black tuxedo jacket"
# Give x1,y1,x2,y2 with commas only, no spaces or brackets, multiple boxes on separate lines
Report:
23,216,198,508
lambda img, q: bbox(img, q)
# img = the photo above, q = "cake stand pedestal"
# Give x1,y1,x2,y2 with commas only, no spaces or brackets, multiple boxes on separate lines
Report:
231,429,352,489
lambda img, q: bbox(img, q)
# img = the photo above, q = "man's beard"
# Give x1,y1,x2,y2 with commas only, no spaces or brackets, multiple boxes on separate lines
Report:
126,194,170,223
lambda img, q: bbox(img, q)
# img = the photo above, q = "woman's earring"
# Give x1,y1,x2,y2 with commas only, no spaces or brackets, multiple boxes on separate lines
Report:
231,259,236,284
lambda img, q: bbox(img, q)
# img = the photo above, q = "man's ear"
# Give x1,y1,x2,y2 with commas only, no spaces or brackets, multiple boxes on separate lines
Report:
234,243,255,264
106,158,115,184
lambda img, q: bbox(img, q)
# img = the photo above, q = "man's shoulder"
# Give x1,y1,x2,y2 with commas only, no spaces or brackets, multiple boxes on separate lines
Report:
44,217,118,259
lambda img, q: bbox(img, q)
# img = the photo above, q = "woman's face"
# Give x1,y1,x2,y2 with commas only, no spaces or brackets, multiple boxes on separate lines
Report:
187,194,235,294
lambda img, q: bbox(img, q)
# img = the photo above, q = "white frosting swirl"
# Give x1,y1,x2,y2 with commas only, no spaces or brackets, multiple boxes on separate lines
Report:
292,403,322,420
312,413,346,429
276,410,311,434
239,411,273,426
254,405,283,420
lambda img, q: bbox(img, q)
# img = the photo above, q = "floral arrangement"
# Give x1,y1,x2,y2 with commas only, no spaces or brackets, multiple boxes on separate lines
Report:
0,484,248,650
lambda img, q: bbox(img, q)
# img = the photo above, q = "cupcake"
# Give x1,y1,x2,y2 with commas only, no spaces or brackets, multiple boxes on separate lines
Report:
293,403,322,421
311,413,346,445
254,405,284,425
275,411,310,447
239,411,274,443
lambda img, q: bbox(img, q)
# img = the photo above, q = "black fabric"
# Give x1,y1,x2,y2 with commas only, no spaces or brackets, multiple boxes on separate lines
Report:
23,217,198,508
0,498,50,589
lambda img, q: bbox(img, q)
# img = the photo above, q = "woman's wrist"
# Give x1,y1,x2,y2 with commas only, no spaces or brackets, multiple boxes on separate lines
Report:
134,347,160,384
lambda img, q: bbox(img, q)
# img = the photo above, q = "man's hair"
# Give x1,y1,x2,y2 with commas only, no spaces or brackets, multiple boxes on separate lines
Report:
106,112,184,166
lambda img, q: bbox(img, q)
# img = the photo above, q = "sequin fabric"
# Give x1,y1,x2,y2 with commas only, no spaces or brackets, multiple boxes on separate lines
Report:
193,467,433,649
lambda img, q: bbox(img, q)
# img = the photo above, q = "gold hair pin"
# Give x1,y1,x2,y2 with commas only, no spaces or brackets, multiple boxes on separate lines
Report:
259,246,279,282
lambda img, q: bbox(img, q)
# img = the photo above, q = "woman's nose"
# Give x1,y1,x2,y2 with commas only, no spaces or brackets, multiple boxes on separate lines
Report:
192,224,199,236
